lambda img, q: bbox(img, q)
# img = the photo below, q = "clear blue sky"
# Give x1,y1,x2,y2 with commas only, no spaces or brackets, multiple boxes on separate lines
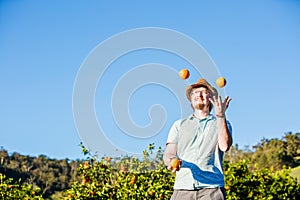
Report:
1,0,300,160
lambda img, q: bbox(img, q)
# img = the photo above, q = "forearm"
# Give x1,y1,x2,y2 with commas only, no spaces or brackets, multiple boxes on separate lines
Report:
217,117,232,152
163,153,175,166
163,143,177,166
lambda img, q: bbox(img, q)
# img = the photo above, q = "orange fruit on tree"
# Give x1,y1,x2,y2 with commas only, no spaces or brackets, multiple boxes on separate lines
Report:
82,177,90,184
120,164,128,173
130,175,136,184
83,161,90,169
179,69,190,80
216,77,227,88
131,175,136,182
104,157,111,162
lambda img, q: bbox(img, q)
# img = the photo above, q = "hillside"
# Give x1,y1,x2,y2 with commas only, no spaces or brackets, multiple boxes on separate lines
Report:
1,132,299,198
291,165,300,183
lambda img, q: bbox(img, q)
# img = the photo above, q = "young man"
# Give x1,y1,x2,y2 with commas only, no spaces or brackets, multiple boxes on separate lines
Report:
163,78,232,200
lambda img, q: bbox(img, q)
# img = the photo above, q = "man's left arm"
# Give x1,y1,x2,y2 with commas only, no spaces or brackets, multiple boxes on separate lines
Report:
209,95,233,152
216,117,232,152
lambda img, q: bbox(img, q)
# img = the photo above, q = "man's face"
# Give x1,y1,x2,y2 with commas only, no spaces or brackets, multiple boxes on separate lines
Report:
190,87,211,110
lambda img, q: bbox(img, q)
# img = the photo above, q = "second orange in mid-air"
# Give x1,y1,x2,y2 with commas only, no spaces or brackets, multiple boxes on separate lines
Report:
179,68,190,80
216,77,227,88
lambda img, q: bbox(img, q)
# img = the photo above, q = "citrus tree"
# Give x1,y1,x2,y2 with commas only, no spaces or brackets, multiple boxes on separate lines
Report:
0,173,43,200
224,160,300,200
64,143,174,199
65,144,300,199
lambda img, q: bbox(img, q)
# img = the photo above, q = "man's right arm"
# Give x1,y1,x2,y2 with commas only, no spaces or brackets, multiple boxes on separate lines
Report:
163,143,178,166
163,120,181,172
163,143,181,172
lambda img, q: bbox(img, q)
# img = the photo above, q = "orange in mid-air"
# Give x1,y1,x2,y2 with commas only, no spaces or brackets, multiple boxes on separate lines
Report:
216,77,227,88
179,69,190,80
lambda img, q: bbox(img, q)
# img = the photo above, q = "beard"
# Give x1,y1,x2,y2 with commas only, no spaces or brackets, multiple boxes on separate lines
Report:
194,103,205,110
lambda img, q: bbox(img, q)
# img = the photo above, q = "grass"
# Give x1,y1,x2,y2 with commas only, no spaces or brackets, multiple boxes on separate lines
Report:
290,165,300,183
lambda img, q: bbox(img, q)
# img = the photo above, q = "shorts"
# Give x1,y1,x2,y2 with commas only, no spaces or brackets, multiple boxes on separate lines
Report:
170,188,226,200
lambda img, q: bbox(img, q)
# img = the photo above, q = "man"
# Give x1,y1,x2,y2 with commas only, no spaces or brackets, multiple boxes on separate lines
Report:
163,78,232,200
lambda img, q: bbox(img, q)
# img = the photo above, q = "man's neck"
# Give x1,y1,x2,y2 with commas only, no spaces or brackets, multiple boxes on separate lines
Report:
193,109,210,120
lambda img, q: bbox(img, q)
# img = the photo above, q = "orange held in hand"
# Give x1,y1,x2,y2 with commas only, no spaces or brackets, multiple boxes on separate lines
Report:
168,158,181,172
216,77,227,88
179,69,190,80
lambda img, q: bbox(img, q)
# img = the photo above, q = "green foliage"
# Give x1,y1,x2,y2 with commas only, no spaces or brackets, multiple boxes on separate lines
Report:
0,147,80,198
225,132,300,171
64,144,300,199
65,144,175,199
224,160,300,200
0,173,43,200
1,131,299,199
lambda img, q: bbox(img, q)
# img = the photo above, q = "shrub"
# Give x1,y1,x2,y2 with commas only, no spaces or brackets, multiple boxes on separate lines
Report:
0,173,43,200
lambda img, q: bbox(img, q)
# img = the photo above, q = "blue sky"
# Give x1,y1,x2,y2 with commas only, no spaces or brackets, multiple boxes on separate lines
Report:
1,0,300,159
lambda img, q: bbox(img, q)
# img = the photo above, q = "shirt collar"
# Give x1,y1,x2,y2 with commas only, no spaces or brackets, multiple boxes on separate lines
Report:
189,114,215,121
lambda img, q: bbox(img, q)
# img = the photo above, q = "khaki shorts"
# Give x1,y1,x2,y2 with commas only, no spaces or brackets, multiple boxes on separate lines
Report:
170,188,226,200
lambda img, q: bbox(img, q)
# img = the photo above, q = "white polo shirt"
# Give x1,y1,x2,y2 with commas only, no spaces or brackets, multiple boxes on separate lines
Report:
167,114,232,190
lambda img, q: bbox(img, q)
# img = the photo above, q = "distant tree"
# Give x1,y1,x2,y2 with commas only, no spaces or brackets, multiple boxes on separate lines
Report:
0,148,9,166
225,132,300,171
284,132,300,167
0,147,81,198
251,138,285,170
225,144,252,164
250,133,300,170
